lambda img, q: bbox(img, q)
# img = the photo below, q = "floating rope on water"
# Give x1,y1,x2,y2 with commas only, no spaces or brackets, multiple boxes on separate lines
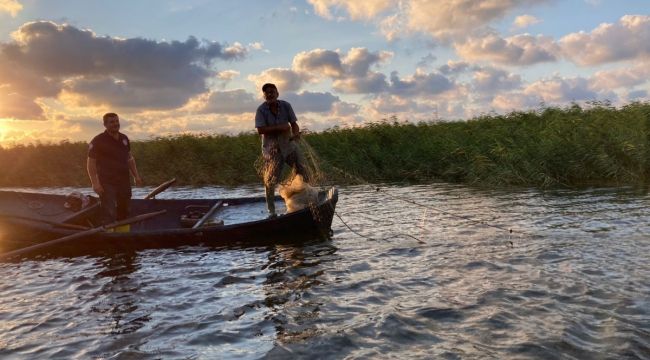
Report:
332,211,427,244
286,137,524,246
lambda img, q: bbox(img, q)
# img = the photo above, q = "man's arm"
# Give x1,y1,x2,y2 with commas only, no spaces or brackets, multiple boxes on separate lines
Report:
87,157,103,195
128,153,143,186
289,121,300,139
286,101,300,139
255,105,292,135
256,123,291,135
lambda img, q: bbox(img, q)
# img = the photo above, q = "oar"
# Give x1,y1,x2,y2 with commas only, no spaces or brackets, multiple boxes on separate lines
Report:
144,178,177,200
192,200,224,229
0,210,166,261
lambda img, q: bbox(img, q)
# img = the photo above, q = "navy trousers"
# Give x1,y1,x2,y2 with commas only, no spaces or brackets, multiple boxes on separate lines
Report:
99,183,132,224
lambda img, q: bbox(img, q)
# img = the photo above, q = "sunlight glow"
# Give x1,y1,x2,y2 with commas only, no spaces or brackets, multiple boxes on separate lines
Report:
0,121,5,145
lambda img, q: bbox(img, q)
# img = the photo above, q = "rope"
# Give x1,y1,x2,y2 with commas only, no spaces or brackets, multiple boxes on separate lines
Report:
295,138,527,245
325,163,534,238
333,211,427,244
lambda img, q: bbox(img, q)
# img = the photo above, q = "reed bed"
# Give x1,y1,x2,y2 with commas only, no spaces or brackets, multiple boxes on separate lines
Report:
1,102,649,188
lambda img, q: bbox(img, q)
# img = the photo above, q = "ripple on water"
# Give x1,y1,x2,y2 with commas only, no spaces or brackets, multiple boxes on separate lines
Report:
0,184,649,359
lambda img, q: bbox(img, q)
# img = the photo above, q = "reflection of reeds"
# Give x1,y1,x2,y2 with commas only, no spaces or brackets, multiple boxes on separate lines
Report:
1,102,649,188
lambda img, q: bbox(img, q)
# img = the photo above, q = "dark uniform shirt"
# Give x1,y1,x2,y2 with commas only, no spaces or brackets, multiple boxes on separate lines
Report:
88,131,131,188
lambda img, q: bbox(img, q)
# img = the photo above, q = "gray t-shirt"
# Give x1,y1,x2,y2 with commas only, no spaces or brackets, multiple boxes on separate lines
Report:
255,100,298,158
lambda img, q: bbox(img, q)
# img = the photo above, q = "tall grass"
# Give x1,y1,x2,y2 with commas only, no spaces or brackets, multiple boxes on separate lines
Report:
1,102,649,188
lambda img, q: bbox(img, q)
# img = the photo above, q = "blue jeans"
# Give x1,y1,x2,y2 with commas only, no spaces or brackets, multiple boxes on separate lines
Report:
99,183,132,224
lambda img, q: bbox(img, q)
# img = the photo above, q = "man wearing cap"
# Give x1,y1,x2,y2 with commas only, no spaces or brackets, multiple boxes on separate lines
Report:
255,83,309,217
87,112,143,225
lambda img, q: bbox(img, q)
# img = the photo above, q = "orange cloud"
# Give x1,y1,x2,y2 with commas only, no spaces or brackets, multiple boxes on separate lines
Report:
0,21,247,119
0,0,22,17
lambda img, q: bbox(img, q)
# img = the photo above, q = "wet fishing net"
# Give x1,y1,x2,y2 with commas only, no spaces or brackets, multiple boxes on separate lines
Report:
254,137,327,189
254,137,331,233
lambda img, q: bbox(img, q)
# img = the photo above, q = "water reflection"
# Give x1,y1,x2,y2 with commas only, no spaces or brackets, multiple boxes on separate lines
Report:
1,184,649,359
264,241,339,346
91,252,148,335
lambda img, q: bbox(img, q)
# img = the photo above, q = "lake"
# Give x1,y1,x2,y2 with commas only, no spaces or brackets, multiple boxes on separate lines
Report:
0,184,649,359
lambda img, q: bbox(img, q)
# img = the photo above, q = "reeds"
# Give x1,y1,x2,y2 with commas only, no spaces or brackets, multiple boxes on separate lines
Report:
1,102,649,188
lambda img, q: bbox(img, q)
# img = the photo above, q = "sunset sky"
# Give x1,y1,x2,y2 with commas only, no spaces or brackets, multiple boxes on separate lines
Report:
0,0,648,145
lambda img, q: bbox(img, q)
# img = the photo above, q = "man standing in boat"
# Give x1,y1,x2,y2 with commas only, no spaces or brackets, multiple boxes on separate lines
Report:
255,83,310,217
87,113,143,225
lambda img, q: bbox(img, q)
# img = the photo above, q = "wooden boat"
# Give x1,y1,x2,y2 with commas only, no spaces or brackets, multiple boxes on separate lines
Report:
0,188,338,258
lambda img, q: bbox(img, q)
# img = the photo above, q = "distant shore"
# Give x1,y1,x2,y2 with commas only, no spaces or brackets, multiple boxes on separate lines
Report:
1,102,649,189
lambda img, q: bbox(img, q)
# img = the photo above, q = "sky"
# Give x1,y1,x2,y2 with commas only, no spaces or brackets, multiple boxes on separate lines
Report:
0,0,648,145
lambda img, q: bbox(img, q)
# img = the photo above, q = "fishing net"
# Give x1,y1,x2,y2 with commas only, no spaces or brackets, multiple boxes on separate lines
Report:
254,137,327,189
254,136,331,234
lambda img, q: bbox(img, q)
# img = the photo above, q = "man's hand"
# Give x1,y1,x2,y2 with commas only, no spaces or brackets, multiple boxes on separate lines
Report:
290,121,300,140
134,176,144,187
92,183,104,196
257,123,291,135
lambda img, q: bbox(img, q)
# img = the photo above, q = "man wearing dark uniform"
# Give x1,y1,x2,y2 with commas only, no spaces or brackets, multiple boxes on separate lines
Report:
254,83,309,217
87,113,143,224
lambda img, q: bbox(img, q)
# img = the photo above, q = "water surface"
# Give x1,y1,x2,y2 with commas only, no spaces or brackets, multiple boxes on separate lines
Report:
0,184,648,359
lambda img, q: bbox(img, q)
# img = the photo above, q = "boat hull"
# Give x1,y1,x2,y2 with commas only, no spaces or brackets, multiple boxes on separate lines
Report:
0,188,338,257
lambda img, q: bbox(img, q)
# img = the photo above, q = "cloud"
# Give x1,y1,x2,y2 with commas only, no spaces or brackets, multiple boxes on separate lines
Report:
367,94,445,122
455,33,559,65
293,49,344,78
0,118,87,144
248,42,266,51
216,70,240,81
416,53,437,69
472,67,522,92
438,60,471,75
524,76,600,103
0,0,22,17
309,0,551,41
199,89,259,114
388,70,454,97
370,94,422,113
251,47,454,98
223,42,247,59
513,15,541,28
0,21,248,118
342,47,393,76
456,15,650,67
0,91,45,119
253,47,393,94
247,68,306,93
492,66,649,112
64,78,203,109
306,0,394,20
406,0,550,40
333,72,389,93
589,63,650,91
331,101,360,116
283,91,340,113
379,13,403,42
292,47,392,79
492,92,541,112
560,15,650,66
627,89,647,100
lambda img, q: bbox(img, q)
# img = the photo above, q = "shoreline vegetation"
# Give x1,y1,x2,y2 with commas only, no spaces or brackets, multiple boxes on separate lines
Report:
1,102,649,189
